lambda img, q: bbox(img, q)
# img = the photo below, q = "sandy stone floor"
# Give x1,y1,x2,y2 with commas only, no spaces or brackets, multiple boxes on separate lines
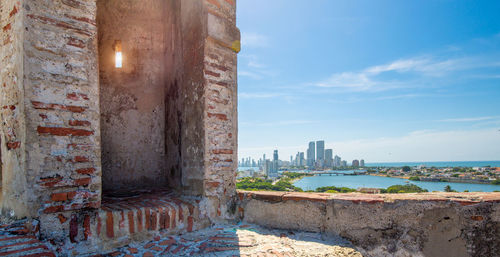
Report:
101,223,363,257
0,219,362,256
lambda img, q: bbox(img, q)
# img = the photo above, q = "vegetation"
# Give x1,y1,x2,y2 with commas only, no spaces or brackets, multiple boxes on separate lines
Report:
236,177,303,192
402,166,411,172
381,184,428,193
444,185,457,192
408,176,420,181
491,179,500,185
281,172,312,179
315,186,356,193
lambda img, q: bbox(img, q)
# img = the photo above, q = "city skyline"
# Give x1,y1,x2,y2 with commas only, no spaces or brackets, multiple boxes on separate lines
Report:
237,0,500,162
239,139,364,169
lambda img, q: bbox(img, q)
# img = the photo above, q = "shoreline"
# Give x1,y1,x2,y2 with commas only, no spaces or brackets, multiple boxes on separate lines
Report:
367,174,495,186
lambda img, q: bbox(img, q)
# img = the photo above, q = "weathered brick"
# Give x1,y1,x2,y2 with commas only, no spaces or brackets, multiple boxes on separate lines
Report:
106,211,114,238
32,101,87,113
76,168,95,175
69,214,78,243
37,126,94,136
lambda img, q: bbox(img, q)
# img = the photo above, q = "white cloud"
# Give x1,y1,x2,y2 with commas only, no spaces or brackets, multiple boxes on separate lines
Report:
241,32,269,48
331,129,500,162
438,116,500,122
239,70,263,80
312,54,500,92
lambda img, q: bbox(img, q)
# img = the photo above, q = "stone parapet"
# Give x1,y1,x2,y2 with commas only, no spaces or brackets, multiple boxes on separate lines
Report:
238,191,500,257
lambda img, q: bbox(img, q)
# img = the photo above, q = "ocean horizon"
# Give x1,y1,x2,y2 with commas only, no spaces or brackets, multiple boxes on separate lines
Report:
365,160,500,168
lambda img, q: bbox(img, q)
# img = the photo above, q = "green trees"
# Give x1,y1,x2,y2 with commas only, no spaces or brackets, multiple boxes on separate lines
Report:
444,185,457,192
383,184,428,193
408,176,420,181
315,186,356,193
491,179,500,185
402,166,411,172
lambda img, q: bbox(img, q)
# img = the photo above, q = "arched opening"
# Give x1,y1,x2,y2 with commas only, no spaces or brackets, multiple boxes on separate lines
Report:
97,0,172,194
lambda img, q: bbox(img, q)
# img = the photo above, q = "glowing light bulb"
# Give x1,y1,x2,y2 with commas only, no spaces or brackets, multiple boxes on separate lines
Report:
115,51,122,68
113,40,123,68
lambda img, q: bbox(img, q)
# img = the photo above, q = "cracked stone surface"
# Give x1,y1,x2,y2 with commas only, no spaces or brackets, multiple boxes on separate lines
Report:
98,223,363,257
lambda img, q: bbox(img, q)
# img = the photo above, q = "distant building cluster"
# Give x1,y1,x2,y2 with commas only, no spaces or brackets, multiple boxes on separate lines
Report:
238,140,366,173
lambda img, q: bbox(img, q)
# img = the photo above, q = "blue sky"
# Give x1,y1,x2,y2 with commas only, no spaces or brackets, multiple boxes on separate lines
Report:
236,0,500,163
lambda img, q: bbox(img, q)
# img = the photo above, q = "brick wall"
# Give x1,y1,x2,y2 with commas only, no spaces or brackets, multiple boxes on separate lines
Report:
202,0,239,221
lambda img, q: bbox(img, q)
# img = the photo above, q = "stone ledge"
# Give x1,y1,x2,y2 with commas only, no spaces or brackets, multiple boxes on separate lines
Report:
238,190,500,205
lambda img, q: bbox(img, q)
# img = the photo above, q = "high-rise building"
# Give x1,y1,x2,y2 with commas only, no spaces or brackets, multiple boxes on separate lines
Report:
307,141,315,167
334,155,341,167
341,160,347,167
299,152,305,166
316,140,325,168
325,149,333,168
272,150,279,176
352,159,360,167
360,159,365,167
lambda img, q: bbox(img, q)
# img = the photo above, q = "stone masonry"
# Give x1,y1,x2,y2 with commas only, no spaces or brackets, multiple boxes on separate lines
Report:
0,0,240,253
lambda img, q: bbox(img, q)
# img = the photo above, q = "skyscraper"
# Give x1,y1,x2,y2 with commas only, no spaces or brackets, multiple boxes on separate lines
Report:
334,155,341,167
299,152,305,166
272,150,279,176
316,140,325,168
360,159,365,167
352,159,360,167
325,149,333,168
307,141,315,167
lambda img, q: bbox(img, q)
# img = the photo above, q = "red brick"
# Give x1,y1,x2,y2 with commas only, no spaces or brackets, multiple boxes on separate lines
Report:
6,141,20,150
76,168,95,175
151,210,157,230
51,192,68,202
73,156,89,163
207,112,228,120
206,181,220,188
3,23,11,32
0,245,47,256
106,212,114,238
37,126,93,136
187,216,193,232
31,101,86,113
143,252,154,257
137,210,143,232
67,92,79,101
56,214,67,224
471,215,484,221
27,14,92,36
69,120,91,127
205,70,221,77
145,208,151,230
212,149,233,154
67,37,85,48
127,211,135,234
74,177,91,186
97,216,102,236
70,214,78,243
159,238,175,246
84,215,91,240
43,205,64,214
128,248,138,254
144,243,155,249
39,114,48,119
152,246,163,251
9,6,18,17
